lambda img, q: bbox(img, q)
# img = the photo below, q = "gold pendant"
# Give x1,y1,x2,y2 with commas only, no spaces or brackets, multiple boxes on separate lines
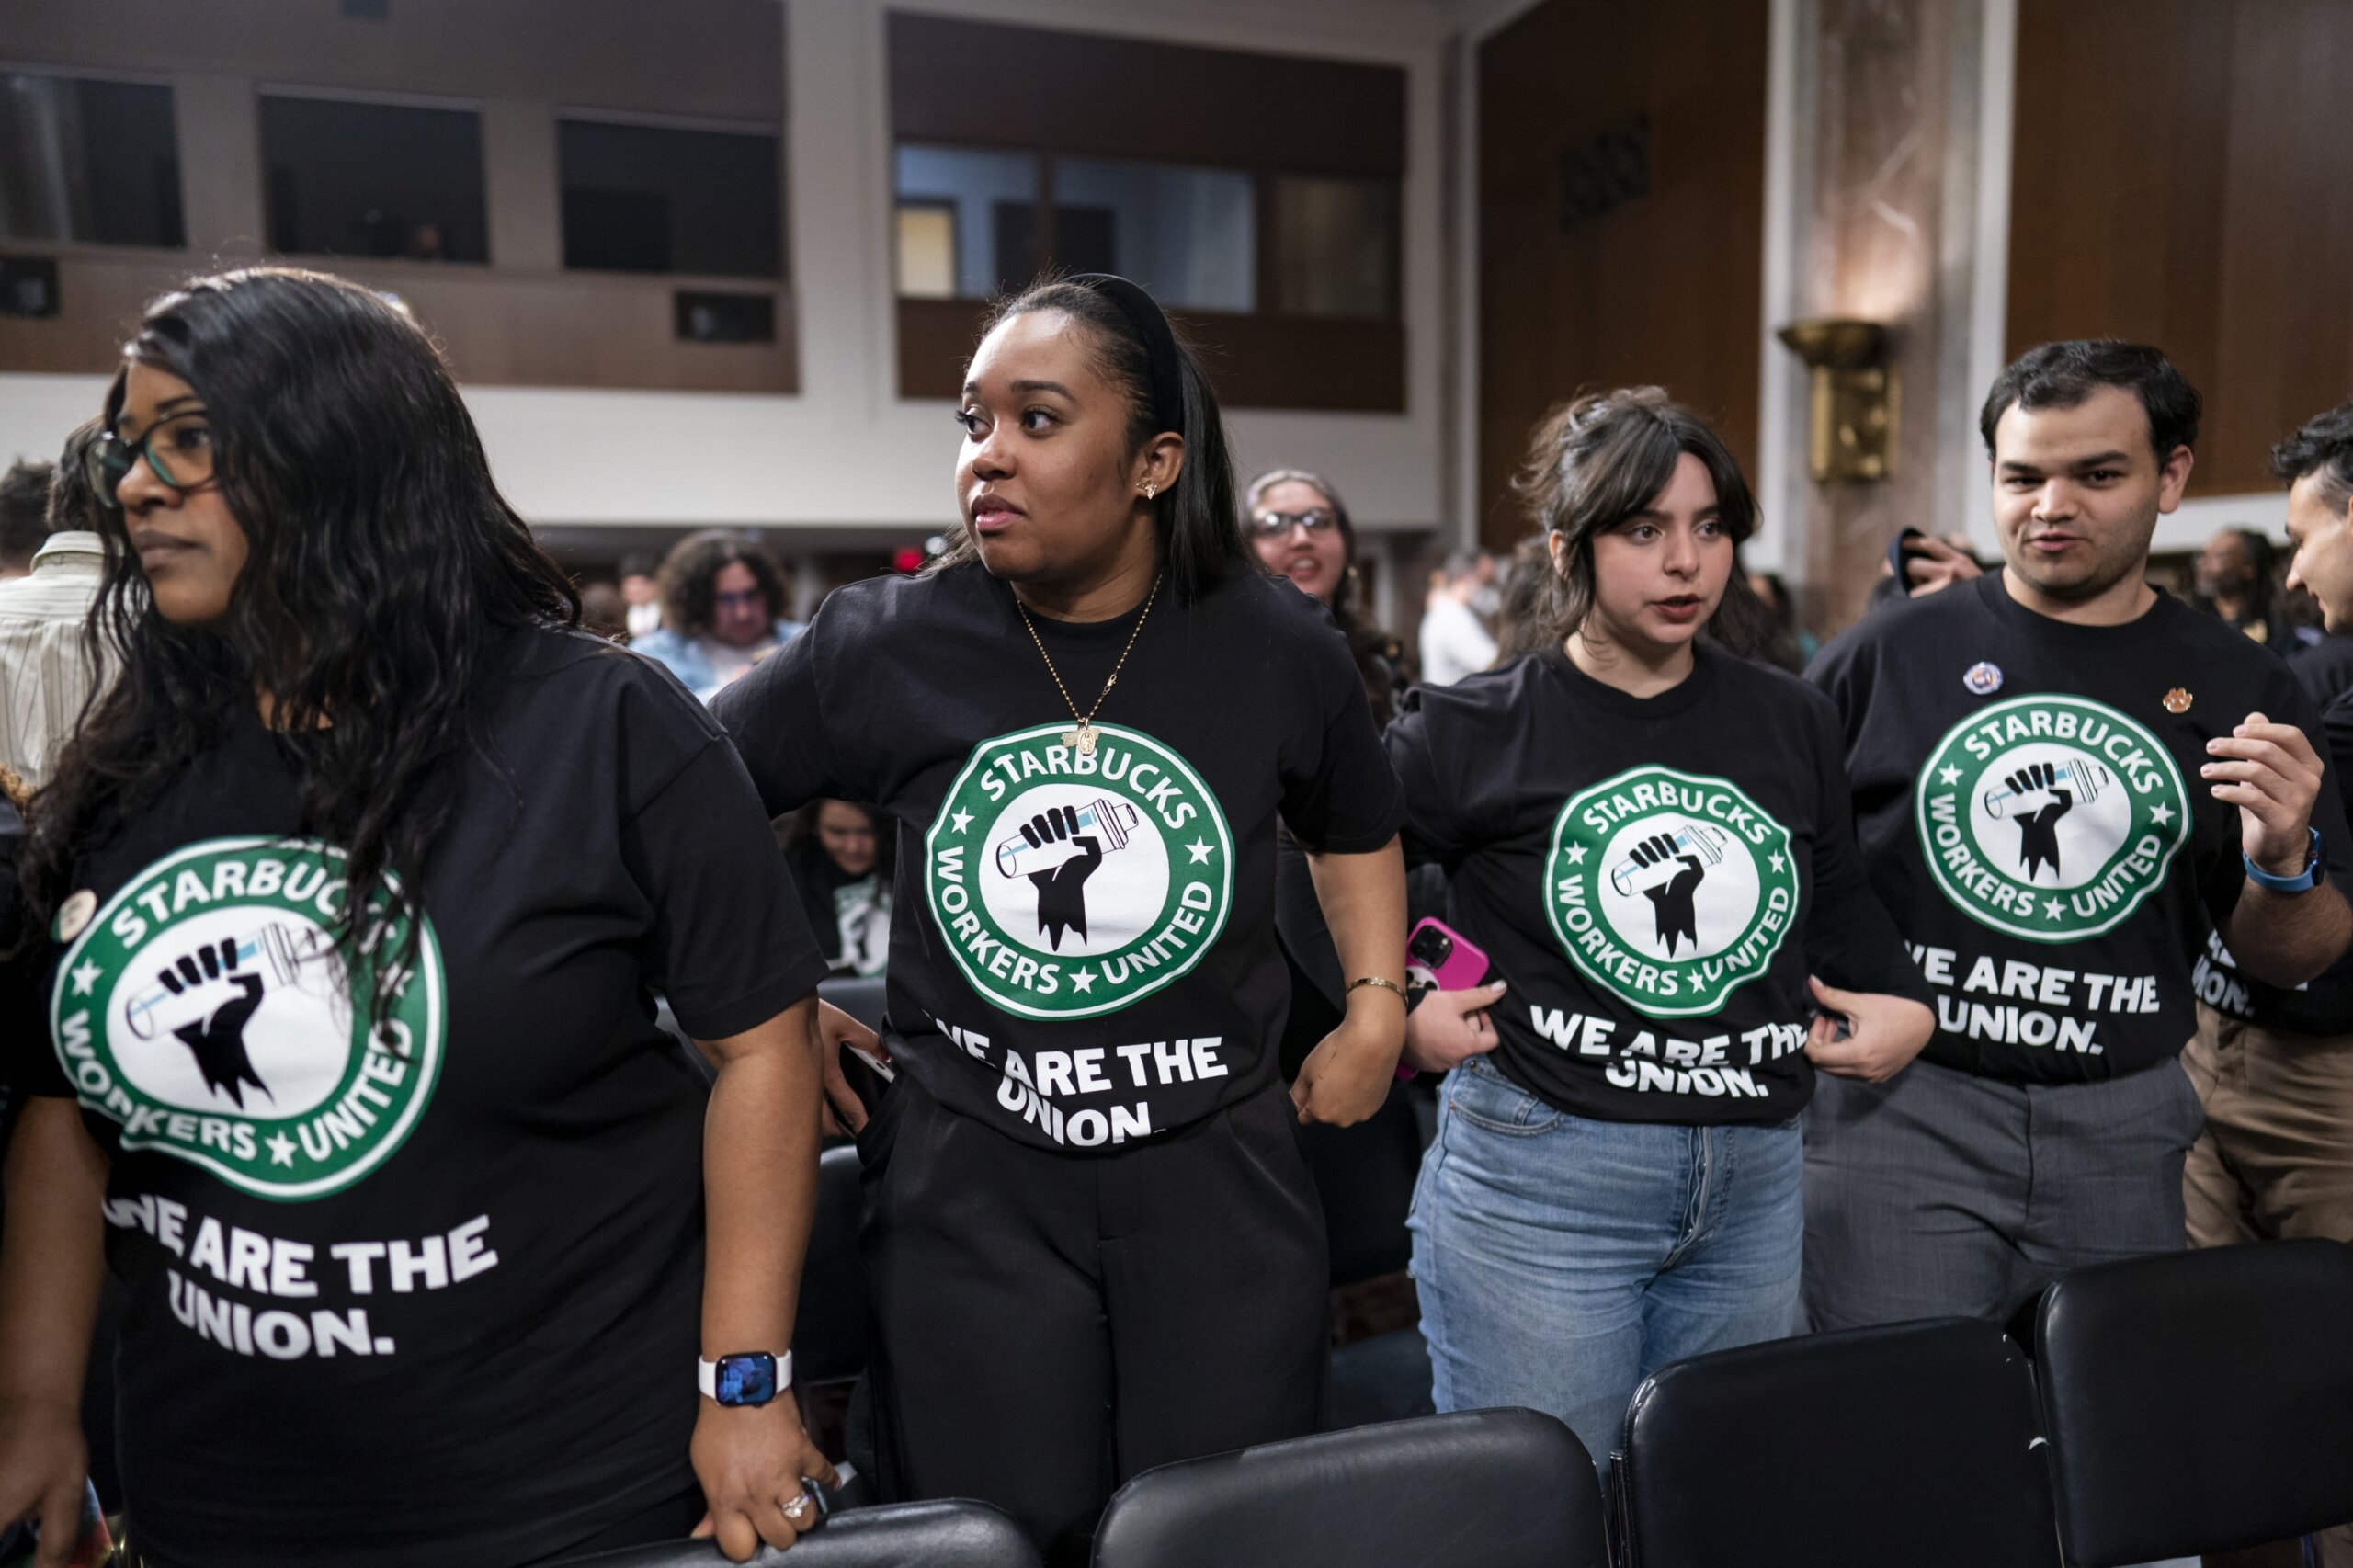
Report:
1063,723,1097,756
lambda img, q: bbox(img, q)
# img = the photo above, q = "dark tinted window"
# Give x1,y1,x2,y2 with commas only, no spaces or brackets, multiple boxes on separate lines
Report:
0,74,185,247
260,95,488,263
560,119,782,278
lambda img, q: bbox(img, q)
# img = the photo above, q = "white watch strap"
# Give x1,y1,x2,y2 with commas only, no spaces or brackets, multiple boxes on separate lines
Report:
698,1351,793,1399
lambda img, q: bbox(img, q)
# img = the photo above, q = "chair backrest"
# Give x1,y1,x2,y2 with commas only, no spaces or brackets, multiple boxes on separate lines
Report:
1092,1407,1608,1568
556,1499,1038,1568
1616,1317,2062,1568
790,1143,867,1387
2034,1238,2353,1565
818,975,889,1033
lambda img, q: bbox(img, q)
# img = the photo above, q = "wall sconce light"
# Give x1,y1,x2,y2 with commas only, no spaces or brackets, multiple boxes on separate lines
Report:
1776,318,1897,483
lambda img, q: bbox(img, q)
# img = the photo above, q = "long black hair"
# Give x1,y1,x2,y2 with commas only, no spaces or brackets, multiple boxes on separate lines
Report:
25,267,577,1002
1510,386,1770,657
1242,467,1409,722
931,276,1248,600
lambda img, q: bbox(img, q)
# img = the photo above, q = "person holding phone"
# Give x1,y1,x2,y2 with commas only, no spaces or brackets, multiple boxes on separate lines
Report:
0,269,836,1568
712,275,1407,1565
1389,388,1932,1470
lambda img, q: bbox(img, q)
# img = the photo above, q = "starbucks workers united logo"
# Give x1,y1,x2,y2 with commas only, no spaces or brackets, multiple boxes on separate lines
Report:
1546,767,1801,1017
1915,694,2190,941
926,723,1233,1019
51,838,445,1200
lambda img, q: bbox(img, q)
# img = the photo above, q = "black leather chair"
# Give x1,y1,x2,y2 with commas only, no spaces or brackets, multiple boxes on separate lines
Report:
791,1144,868,1389
1091,1407,1608,1568
555,1499,1038,1568
2034,1238,2353,1565
1616,1317,2061,1568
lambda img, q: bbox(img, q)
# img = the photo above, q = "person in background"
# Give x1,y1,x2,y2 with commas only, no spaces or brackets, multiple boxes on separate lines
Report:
782,801,892,978
634,531,802,702
620,551,664,640
1806,340,2353,1335
0,431,113,790
0,268,838,1567
1392,388,1930,1471
1747,570,1814,673
2195,525,2319,653
0,460,49,580
579,579,631,642
1245,469,1412,725
1418,549,1498,687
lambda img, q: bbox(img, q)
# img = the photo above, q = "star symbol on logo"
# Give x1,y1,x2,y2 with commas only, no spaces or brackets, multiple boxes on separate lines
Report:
950,809,973,834
1768,852,1787,873
1071,969,1096,992
2150,804,2174,825
2044,898,2065,919
266,1132,299,1166
68,960,101,996
1938,765,1963,787
1186,838,1213,864
1564,845,1588,866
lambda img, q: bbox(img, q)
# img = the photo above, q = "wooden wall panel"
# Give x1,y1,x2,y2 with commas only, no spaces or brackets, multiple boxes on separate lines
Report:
1476,0,1768,551
2006,0,2353,496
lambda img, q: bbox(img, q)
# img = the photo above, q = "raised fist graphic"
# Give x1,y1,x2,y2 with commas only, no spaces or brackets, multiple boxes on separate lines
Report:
2004,762,2075,881
1020,805,1104,951
154,937,273,1108
1628,833,1707,956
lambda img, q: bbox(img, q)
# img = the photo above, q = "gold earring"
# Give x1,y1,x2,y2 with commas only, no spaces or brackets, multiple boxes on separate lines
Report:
1141,482,1157,499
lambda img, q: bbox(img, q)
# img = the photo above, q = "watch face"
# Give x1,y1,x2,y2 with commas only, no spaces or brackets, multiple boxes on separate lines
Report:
715,1352,779,1406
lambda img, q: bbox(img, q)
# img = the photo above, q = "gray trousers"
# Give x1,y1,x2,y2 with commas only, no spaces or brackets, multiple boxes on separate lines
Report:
1803,1056,2206,1331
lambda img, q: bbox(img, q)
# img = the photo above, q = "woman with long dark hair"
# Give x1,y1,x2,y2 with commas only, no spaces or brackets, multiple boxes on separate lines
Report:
0,268,835,1567
781,800,893,977
715,275,1407,1563
1391,388,1931,1470
1243,469,1411,725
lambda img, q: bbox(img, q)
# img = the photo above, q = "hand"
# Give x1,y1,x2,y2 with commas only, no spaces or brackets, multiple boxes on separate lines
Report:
1903,534,1984,597
813,1000,884,1137
1801,974,1934,1084
2204,713,2326,877
1293,1007,1403,1127
0,1398,90,1568
691,1398,840,1561
1401,981,1507,1074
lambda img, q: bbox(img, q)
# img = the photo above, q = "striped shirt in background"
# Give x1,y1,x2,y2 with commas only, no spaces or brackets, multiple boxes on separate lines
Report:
0,530,109,790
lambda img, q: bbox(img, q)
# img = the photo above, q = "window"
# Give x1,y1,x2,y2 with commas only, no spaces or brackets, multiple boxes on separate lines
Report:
0,73,184,247
260,93,487,263
893,145,1040,300
1050,159,1254,313
1270,176,1397,320
559,117,782,278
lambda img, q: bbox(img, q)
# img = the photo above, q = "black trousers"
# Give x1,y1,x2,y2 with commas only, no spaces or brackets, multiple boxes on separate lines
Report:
858,1074,1327,1566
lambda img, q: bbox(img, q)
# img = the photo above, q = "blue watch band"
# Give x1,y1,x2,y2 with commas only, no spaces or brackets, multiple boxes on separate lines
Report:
2244,828,2325,893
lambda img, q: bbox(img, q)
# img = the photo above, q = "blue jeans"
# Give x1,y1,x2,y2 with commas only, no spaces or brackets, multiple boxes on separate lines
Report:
1407,1053,1804,1469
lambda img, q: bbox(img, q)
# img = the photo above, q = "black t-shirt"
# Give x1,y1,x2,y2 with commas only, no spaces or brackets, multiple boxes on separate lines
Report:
2290,632,2353,711
15,628,826,1568
1810,573,2353,1082
2195,675,2353,1037
1387,644,1925,1125
712,561,1403,1151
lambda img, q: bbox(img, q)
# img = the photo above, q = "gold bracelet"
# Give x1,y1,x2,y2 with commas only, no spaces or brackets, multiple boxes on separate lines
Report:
1347,975,1409,1003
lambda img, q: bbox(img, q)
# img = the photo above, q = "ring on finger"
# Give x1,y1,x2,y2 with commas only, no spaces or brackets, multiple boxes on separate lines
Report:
784,1495,813,1522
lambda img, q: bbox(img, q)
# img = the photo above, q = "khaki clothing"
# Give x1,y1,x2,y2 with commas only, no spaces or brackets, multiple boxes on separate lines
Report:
0,531,108,789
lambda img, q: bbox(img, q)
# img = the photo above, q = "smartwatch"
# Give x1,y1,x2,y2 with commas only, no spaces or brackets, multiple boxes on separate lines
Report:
699,1350,792,1406
2244,828,2326,894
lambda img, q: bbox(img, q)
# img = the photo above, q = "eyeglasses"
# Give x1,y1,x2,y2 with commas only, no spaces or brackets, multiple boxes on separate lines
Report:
715,588,768,612
1249,508,1339,540
87,413,216,508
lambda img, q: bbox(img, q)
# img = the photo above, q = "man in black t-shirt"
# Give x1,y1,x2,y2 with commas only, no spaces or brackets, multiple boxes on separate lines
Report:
1806,342,2353,1331
2183,406,2353,1265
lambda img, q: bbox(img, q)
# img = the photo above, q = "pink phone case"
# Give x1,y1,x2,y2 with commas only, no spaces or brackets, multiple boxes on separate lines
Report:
1407,917,1492,991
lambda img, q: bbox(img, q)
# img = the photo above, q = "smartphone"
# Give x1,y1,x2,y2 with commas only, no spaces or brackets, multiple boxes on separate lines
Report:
838,1040,895,1121
1406,917,1492,991
1887,527,1927,592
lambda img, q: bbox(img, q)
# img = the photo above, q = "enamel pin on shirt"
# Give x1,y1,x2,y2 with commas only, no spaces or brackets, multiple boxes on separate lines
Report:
1963,661,2003,696
2163,687,2192,714
53,889,96,942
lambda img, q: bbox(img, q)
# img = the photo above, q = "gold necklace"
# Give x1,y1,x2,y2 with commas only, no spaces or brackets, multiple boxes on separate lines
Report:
1013,573,1163,757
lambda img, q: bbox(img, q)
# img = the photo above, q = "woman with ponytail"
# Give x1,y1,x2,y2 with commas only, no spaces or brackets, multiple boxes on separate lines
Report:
715,276,1407,1562
1389,388,1931,1471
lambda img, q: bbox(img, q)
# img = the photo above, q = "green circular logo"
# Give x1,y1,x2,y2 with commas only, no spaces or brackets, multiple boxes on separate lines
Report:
1914,694,2190,941
49,838,445,1201
1545,766,1801,1018
924,723,1233,1020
